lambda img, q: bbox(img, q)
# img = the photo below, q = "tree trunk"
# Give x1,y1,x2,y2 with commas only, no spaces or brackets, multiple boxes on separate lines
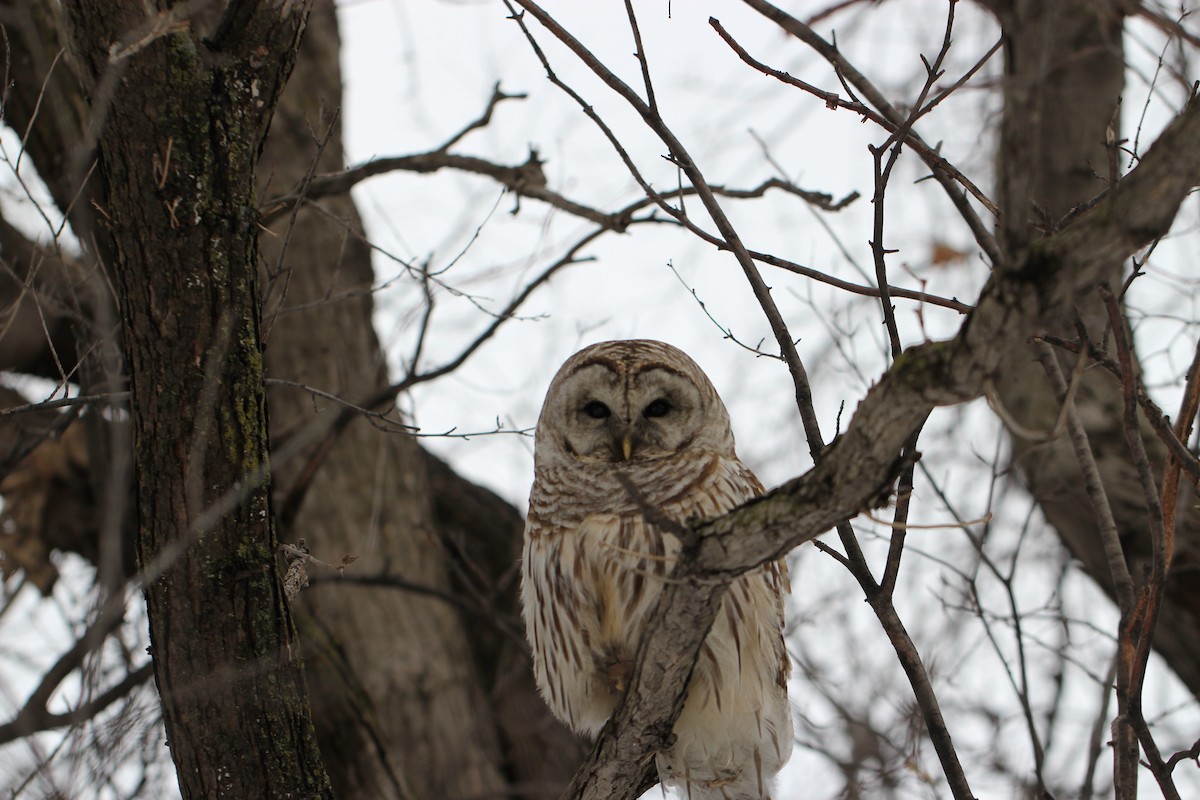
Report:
0,3,585,796
255,6,587,798
60,4,333,797
989,0,1200,697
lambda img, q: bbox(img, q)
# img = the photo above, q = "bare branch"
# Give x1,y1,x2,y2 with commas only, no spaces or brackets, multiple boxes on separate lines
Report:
0,391,128,417
0,663,152,745
502,5,1200,799
1100,284,1182,800
509,0,827,462
733,1,1003,265
1036,340,1135,614
1040,331,1200,486
265,379,416,433
0,599,132,745
436,81,526,152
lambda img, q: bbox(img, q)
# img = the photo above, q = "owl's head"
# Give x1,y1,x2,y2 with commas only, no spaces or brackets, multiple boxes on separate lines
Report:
534,339,736,465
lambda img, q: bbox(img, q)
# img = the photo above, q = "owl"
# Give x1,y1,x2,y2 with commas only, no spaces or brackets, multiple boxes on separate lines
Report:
522,339,792,800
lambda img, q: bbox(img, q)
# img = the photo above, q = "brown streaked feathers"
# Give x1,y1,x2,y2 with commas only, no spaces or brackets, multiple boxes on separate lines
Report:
522,340,792,800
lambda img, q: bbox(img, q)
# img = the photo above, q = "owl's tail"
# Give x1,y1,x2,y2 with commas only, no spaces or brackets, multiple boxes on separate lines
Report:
655,751,777,800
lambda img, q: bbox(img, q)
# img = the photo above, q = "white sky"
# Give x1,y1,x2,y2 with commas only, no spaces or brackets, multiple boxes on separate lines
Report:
0,1,1197,797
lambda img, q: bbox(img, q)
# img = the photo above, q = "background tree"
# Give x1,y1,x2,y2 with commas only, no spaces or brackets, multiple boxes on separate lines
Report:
1,2,1198,799
0,2,583,799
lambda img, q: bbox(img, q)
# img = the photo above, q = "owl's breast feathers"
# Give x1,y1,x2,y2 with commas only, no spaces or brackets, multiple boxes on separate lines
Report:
522,451,788,742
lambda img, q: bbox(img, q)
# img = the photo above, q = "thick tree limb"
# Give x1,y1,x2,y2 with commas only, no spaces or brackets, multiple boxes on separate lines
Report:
61,3,334,797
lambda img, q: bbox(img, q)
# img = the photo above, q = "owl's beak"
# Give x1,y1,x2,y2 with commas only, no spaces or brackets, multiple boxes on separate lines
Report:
620,430,634,461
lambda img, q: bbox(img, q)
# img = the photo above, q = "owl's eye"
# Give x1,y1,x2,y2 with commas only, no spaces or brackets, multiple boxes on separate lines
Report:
643,398,671,418
582,400,611,419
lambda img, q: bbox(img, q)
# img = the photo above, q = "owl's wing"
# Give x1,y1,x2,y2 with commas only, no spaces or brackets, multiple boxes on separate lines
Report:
523,506,675,736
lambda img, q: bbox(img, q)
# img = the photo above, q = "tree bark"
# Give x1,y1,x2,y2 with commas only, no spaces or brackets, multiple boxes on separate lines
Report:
988,0,1200,698
255,6,586,798
0,4,586,796
256,12,506,796
60,4,333,797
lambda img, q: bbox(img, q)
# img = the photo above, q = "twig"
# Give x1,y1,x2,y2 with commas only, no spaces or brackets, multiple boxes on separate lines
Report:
614,472,695,544
1080,653,1119,800
668,262,784,360
262,107,341,343
985,342,1087,443
835,524,976,800
436,82,526,152
754,243,971,314
877,431,918,598
1035,340,1134,614
265,379,417,432
0,391,130,416
1166,737,1200,771
730,2,1003,266
1130,2,1200,49
275,223,603,524
869,0,961,360
916,36,1004,120
1158,337,1200,576
0,598,133,744
1099,284,1180,800
0,662,152,745
312,572,528,649
860,509,992,531
1038,331,1200,485
622,0,657,113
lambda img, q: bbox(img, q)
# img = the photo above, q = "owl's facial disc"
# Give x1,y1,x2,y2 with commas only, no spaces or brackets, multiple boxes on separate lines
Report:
559,363,704,463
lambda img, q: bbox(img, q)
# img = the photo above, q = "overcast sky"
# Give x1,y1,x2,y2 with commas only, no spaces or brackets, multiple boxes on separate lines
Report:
1,2,1197,796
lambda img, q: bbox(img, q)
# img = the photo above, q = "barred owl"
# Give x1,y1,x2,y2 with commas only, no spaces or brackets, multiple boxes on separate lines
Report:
522,339,792,800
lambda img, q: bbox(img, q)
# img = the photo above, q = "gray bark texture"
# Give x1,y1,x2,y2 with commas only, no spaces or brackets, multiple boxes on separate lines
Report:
0,2,584,797
61,2,334,797
988,0,1200,697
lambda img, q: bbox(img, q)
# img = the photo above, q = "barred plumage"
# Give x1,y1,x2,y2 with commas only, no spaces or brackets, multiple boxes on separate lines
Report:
522,340,792,800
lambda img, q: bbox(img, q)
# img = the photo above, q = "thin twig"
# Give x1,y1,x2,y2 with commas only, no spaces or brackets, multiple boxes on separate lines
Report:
622,0,657,113
0,597,135,745
1035,340,1134,613
1038,331,1200,485
869,0,961,360
262,107,340,343
1099,283,1180,800
730,2,1003,265
1158,338,1200,574
0,391,130,416
264,379,417,432
877,430,918,598
835,525,976,800
436,82,526,152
